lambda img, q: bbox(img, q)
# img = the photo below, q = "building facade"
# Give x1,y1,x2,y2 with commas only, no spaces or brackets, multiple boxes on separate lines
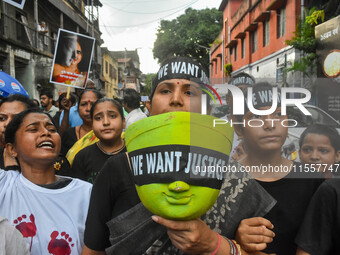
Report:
0,0,103,100
210,31,225,85
214,0,306,86
112,49,142,96
102,47,118,98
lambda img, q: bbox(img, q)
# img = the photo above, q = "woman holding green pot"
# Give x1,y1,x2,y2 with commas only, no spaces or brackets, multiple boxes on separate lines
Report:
82,57,274,255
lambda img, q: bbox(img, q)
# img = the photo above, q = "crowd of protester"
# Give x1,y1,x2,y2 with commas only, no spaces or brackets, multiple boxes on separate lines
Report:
0,56,339,255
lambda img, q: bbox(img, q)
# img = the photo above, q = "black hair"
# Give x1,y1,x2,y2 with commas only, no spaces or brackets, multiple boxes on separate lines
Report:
233,82,277,122
40,90,53,99
77,89,103,110
32,99,40,107
299,124,340,152
5,108,54,144
90,98,124,120
114,97,123,105
150,56,208,101
0,94,36,109
229,72,255,86
123,88,141,109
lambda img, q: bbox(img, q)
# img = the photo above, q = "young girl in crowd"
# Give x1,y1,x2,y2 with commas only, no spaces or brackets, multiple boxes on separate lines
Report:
227,84,324,255
296,178,340,255
0,95,36,170
82,57,274,255
149,84,322,255
72,98,126,183
0,108,91,254
61,89,103,156
295,125,340,255
299,124,340,179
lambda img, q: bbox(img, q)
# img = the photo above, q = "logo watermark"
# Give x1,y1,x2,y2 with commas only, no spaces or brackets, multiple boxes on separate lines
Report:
199,84,312,127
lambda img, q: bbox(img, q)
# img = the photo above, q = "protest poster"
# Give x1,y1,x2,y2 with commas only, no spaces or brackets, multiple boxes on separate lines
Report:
3,0,26,9
50,29,95,89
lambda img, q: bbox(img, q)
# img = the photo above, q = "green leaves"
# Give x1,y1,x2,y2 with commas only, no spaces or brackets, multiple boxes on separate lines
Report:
224,63,232,77
153,7,223,71
285,8,323,87
286,8,324,53
305,8,324,25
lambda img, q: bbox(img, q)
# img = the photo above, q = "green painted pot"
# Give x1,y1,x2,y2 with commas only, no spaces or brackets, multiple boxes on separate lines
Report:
126,112,233,220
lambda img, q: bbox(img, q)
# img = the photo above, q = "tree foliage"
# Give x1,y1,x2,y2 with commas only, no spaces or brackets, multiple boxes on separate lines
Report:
153,8,222,71
285,8,324,85
286,8,324,54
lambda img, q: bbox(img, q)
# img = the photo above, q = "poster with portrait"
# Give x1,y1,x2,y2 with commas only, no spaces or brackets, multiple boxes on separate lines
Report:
3,0,26,9
50,29,95,89
315,15,340,121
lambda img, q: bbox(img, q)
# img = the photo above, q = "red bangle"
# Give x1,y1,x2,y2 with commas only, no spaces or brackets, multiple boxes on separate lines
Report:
211,233,221,255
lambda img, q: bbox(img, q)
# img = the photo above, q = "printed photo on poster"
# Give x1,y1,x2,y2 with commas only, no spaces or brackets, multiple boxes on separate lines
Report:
315,15,340,122
315,15,340,81
3,0,25,9
50,29,95,88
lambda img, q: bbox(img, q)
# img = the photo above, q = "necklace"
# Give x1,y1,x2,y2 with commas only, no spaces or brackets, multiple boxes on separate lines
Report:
96,140,125,155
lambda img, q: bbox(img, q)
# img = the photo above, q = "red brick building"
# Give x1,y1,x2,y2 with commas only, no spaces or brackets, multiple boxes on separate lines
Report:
210,31,224,84
211,0,306,85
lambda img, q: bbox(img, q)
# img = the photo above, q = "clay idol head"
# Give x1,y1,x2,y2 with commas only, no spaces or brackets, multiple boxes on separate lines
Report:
126,112,233,220
126,57,233,220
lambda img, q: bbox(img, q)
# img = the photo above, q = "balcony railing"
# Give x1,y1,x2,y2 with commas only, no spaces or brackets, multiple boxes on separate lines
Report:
0,13,56,56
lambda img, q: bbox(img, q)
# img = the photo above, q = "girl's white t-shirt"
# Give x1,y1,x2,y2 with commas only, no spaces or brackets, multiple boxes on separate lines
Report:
0,170,92,255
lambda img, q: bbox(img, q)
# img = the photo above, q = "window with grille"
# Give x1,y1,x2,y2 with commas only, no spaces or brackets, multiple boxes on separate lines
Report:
277,7,286,38
263,20,270,46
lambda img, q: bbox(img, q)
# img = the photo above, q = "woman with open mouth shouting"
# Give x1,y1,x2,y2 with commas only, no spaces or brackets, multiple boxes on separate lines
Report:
0,108,91,255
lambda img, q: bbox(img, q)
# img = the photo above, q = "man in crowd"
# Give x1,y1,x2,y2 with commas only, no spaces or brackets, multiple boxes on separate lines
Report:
123,88,147,129
40,90,58,117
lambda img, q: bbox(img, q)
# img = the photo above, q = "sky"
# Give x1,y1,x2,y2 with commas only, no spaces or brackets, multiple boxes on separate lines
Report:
99,0,222,74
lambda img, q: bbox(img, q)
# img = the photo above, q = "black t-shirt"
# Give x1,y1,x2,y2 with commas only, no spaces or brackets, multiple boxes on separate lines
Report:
60,127,77,156
72,143,126,183
257,163,324,255
38,177,72,189
52,111,62,130
84,153,140,251
296,178,340,255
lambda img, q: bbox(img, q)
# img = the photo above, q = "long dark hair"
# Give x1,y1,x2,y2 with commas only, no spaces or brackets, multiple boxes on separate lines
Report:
0,94,36,109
